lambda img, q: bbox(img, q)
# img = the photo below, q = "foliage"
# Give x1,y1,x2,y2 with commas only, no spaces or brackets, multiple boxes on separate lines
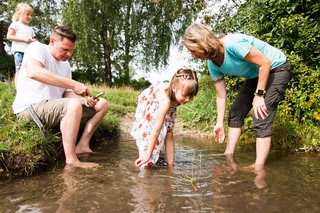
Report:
177,74,217,131
119,77,151,91
199,0,320,126
61,0,206,84
0,54,14,77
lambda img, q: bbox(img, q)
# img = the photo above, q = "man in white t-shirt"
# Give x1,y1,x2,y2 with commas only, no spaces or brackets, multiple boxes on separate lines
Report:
13,26,108,168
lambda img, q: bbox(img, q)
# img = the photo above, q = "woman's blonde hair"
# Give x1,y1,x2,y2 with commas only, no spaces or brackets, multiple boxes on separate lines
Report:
182,23,220,59
12,2,33,22
165,68,199,103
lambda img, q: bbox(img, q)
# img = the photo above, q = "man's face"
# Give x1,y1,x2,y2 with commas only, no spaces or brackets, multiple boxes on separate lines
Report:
50,37,75,61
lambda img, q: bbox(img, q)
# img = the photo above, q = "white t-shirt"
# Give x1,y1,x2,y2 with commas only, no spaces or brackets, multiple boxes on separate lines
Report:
12,41,72,114
8,22,35,53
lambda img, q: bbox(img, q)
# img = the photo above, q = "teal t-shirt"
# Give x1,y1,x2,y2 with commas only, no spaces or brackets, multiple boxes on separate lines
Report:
208,34,287,79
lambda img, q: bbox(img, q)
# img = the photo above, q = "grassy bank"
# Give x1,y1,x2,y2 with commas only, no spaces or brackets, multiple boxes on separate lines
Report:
0,82,139,177
1,76,319,177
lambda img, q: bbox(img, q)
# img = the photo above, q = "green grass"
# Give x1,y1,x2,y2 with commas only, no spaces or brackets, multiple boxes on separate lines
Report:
0,83,139,177
1,76,319,177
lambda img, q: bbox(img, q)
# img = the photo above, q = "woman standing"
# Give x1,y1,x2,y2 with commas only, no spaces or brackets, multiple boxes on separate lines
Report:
182,23,291,168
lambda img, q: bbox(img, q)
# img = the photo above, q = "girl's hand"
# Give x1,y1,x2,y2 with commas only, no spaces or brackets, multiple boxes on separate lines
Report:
25,38,36,43
252,95,268,119
135,156,150,168
213,124,225,144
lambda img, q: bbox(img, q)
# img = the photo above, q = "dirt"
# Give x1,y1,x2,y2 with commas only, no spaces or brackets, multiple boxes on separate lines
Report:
120,113,214,139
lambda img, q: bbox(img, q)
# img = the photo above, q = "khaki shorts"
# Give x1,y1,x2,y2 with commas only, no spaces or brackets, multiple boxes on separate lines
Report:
17,98,96,128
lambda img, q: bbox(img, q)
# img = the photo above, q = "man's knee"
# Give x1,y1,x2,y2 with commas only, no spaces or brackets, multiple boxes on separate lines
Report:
96,98,109,113
66,98,83,113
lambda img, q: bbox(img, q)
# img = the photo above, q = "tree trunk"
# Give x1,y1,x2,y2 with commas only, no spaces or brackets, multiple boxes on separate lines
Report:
0,23,7,56
104,53,112,85
123,0,132,85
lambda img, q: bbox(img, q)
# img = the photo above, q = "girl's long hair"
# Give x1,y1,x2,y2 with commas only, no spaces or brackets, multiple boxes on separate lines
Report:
12,3,33,22
182,23,220,59
165,68,199,104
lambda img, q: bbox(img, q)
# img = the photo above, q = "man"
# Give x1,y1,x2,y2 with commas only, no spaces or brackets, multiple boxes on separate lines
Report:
12,26,108,168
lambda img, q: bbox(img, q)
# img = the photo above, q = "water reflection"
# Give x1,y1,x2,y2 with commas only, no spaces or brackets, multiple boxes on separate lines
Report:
224,154,268,190
253,165,267,189
55,165,102,212
1,136,320,212
130,167,174,212
56,165,81,213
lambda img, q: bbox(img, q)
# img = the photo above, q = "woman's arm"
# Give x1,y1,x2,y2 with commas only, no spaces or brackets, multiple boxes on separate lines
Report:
214,76,227,143
244,47,271,119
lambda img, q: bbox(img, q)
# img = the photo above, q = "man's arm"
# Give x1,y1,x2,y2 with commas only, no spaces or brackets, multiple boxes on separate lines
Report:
25,58,91,96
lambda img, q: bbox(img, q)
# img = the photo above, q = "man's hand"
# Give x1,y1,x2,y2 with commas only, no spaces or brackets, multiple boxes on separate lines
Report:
72,81,91,97
84,96,99,108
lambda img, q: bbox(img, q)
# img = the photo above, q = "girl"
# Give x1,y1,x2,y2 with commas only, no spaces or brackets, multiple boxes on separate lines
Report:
7,2,37,86
131,68,199,168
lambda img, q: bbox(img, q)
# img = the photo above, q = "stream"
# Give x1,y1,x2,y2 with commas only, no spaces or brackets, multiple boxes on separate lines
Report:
0,133,319,212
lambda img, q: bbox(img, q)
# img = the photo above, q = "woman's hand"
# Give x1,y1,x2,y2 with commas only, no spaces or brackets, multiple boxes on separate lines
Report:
252,95,268,119
213,124,225,144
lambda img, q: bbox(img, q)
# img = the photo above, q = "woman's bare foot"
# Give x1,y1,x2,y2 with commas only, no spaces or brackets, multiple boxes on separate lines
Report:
241,164,267,189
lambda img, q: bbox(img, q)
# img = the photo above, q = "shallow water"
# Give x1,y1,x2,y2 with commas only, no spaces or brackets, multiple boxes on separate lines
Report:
0,133,319,213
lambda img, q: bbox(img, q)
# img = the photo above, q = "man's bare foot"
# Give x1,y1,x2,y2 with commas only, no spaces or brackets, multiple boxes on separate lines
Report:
66,161,99,168
208,153,226,156
75,145,93,154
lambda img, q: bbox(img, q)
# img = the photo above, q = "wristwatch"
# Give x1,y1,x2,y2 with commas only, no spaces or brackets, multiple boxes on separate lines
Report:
255,89,266,96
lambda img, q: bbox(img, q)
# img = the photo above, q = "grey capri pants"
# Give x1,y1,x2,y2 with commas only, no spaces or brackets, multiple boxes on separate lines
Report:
228,61,291,137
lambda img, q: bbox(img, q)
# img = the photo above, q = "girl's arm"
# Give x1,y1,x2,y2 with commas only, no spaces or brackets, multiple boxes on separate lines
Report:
7,28,36,43
135,97,170,167
243,47,271,119
214,76,227,143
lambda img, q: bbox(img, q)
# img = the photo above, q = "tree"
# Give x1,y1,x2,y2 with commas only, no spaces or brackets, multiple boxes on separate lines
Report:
61,0,206,85
0,1,9,57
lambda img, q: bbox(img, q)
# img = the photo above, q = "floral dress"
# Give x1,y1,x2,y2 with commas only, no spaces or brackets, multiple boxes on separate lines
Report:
131,84,176,167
